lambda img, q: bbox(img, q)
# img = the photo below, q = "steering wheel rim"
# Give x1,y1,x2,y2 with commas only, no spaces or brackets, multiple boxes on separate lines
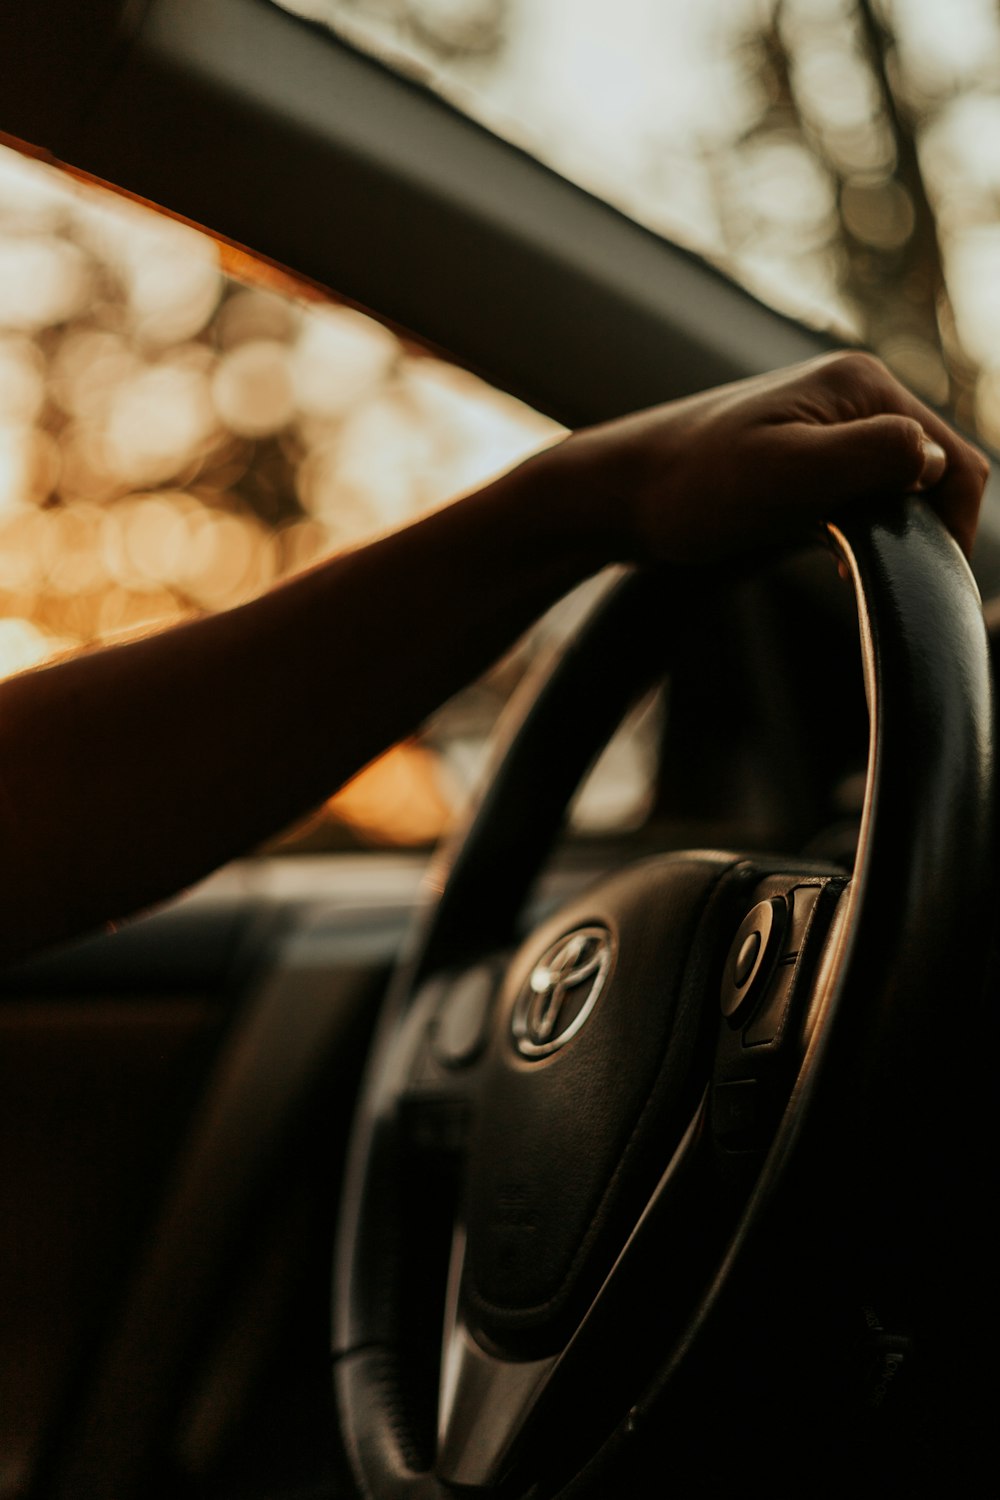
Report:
332,499,994,1498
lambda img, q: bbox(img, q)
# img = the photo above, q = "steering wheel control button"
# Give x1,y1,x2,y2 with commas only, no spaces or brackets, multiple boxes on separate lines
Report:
780,883,824,958
743,883,834,1046
719,897,786,1026
733,929,761,986
511,926,613,1059
434,963,498,1067
743,958,796,1047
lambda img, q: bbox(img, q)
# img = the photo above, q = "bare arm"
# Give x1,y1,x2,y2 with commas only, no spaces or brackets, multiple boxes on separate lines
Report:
0,353,988,961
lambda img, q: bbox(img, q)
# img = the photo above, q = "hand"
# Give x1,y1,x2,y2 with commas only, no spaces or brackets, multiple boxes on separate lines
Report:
556,351,990,563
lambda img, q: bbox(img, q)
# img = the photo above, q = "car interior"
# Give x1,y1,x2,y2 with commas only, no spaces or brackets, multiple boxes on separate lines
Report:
0,2,997,1496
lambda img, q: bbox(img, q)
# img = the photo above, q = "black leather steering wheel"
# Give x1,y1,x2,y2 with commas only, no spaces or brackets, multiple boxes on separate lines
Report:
332,500,994,1498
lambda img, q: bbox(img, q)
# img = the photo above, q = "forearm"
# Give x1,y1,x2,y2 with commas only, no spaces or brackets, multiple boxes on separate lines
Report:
0,351,987,962
0,441,611,960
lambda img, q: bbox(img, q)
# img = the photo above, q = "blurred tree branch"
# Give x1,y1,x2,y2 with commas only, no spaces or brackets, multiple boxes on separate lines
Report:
852,0,976,421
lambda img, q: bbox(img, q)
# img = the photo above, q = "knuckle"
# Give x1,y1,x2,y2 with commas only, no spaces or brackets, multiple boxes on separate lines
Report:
829,349,886,385
812,349,889,398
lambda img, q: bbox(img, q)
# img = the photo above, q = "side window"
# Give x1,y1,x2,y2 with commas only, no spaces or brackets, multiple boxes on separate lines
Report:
0,142,655,850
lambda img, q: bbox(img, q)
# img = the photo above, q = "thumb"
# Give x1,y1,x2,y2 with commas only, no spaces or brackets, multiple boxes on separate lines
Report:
785,414,944,505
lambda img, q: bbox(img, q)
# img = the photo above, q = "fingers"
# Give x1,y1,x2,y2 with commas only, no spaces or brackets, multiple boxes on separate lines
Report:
927,441,989,560
914,435,948,490
563,350,990,567
779,412,928,501
792,353,990,557
892,413,987,560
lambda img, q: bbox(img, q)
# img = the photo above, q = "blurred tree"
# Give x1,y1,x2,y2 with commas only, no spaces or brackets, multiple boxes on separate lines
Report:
842,1,970,416
706,0,977,419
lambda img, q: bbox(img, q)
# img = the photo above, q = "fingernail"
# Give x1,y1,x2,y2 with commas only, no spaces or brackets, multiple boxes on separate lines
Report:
916,435,947,490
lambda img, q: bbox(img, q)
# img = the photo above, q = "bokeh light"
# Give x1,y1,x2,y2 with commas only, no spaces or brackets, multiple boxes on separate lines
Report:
212,340,296,437
0,135,567,845
103,358,217,485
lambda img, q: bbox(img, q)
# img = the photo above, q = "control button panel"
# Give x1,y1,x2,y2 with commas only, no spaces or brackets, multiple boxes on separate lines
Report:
744,885,824,1046
711,875,845,1167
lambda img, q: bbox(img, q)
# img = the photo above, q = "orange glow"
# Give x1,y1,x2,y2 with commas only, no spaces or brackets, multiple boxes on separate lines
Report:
0,616,72,676
0,130,336,307
326,742,457,846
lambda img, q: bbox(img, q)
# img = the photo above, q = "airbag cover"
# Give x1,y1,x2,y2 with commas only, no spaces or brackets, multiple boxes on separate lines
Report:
464,853,739,1347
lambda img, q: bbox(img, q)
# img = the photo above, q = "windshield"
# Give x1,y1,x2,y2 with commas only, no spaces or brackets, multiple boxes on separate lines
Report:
280,0,1000,449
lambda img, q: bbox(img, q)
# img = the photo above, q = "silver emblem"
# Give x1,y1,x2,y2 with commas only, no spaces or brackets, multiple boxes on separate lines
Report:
511,926,613,1058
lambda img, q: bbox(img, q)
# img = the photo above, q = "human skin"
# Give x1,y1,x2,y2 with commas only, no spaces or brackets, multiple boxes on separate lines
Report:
0,351,988,962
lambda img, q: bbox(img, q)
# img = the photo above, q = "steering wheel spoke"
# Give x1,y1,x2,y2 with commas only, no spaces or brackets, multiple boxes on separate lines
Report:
435,1085,710,1490
435,1226,558,1488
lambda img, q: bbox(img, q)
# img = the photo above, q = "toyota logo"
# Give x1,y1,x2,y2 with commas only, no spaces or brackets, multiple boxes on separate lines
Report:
511,927,613,1058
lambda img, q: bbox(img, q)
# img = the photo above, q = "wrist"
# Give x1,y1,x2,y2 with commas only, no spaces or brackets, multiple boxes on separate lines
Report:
526,429,639,568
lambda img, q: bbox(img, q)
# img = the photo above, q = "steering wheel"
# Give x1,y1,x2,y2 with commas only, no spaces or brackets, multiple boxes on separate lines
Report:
332,500,994,1497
